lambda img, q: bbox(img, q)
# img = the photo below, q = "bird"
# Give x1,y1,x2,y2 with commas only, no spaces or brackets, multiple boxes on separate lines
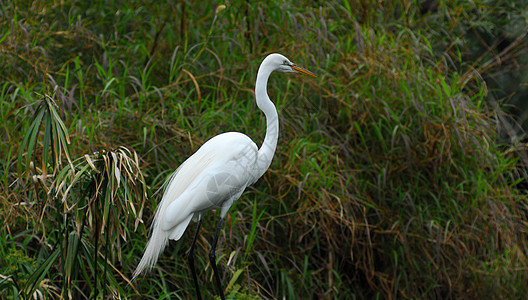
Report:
132,53,316,300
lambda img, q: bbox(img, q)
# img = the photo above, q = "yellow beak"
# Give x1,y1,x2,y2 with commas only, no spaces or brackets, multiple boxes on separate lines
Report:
292,65,317,77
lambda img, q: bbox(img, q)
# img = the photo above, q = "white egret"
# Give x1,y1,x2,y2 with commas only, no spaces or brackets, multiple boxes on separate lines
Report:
132,53,316,299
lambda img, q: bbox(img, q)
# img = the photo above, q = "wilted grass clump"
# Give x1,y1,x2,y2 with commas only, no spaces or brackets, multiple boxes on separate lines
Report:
1,0,528,299
291,25,525,297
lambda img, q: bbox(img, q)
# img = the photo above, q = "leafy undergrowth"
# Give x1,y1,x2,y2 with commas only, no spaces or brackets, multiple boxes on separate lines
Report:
1,0,528,299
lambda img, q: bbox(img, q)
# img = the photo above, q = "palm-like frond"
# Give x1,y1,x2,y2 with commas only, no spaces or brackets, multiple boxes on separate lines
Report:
18,93,72,180
53,146,147,260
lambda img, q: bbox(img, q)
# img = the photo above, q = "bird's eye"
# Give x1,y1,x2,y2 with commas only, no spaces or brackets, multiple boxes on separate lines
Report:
283,60,288,65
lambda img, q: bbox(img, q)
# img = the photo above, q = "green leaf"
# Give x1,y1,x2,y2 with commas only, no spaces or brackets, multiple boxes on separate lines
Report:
18,107,45,174
225,269,244,293
23,247,60,298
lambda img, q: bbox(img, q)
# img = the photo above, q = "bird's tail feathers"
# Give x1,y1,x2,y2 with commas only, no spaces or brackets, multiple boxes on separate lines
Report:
131,222,169,281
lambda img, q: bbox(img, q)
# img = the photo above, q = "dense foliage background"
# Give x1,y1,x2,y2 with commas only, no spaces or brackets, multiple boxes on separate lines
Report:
1,0,528,299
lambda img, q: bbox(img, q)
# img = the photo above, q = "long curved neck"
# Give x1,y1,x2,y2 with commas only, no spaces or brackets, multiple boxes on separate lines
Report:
255,65,279,178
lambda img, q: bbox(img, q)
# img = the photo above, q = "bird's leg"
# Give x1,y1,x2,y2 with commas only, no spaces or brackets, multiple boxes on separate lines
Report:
187,218,203,300
209,217,226,300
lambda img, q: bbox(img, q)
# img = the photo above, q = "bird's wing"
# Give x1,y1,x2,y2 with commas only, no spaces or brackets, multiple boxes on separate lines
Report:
153,132,258,237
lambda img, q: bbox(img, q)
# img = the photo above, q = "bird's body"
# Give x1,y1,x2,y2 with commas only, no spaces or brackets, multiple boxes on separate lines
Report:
133,53,315,299
161,132,259,233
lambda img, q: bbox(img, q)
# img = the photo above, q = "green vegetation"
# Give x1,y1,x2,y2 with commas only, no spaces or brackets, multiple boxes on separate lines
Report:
1,0,528,298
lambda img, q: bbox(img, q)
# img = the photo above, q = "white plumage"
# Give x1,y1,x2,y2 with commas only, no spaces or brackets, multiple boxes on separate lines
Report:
132,54,316,299
132,132,258,279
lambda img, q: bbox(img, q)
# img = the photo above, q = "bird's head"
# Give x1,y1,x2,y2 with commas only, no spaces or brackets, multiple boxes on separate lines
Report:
263,53,317,77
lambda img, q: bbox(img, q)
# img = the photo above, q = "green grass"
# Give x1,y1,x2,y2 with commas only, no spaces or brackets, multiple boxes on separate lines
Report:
2,0,528,299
